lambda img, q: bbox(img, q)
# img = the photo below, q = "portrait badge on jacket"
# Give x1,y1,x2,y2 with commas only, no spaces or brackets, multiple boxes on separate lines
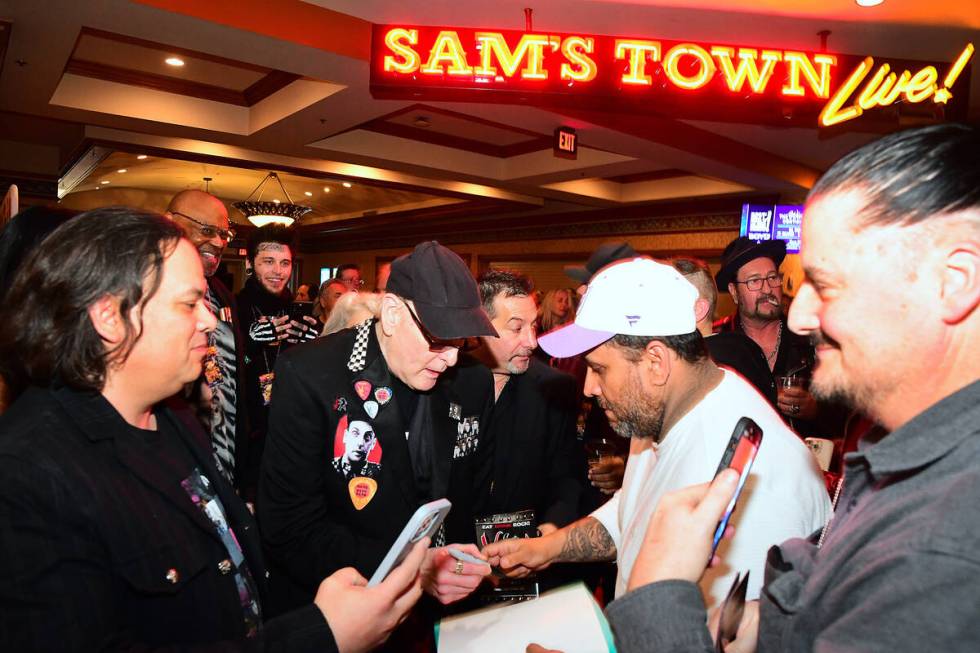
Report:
332,415,383,510
332,415,383,481
454,416,480,459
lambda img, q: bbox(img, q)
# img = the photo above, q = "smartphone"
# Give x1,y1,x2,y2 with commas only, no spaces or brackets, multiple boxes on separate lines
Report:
710,417,764,558
288,301,313,322
367,498,451,587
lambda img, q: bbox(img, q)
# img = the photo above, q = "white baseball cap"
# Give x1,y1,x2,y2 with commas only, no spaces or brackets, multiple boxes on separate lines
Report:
538,257,698,358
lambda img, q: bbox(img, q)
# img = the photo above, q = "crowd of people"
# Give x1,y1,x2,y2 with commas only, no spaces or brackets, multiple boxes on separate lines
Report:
0,123,977,652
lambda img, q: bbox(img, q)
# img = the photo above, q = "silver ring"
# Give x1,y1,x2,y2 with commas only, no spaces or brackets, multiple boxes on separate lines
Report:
454,560,464,575
792,405,800,414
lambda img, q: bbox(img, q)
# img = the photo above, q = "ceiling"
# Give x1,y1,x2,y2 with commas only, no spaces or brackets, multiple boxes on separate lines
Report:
1,0,977,251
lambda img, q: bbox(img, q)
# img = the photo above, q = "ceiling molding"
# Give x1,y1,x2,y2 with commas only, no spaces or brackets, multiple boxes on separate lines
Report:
65,59,249,106
558,107,822,189
77,26,270,73
243,70,302,106
131,0,372,61
360,119,551,159
605,169,691,184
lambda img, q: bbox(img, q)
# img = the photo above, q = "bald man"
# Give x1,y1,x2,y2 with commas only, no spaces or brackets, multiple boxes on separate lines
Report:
165,190,250,496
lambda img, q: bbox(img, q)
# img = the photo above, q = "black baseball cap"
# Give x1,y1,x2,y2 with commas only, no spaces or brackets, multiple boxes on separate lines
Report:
387,241,498,339
564,242,638,284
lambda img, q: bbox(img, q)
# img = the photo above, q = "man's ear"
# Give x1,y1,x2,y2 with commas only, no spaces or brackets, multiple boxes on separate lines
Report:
693,297,711,324
727,283,738,305
378,293,402,336
87,295,126,345
643,339,672,387
939,242,980,325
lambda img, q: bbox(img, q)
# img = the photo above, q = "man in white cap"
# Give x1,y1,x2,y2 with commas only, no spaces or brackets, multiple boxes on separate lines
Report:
484,257,830,608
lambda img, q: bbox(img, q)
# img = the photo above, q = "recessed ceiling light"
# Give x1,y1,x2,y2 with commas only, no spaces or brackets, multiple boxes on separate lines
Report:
342,182,352,188
323,187,331,193
272,198,280,204
101,180,110,185
137,154,148,160
304,191,313,196
855,0,884,6
413,116,432,128
117,168,127,174
165,57,185,67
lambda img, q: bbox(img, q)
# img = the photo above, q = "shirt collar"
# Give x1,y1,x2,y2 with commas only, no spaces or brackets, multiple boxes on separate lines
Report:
854,380,980,477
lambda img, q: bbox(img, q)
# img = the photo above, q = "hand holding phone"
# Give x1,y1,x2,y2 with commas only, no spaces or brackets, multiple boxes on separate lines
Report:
710,417,763,559
368,499,451,587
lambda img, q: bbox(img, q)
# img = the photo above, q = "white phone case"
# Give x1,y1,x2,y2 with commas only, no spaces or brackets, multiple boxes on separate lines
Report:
367,498,452,587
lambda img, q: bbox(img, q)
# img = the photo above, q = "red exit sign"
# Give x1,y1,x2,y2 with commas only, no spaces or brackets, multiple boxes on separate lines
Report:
554,126,577,159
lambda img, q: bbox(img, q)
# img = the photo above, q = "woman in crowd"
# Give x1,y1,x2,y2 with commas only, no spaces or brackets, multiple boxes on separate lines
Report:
538,288,575,334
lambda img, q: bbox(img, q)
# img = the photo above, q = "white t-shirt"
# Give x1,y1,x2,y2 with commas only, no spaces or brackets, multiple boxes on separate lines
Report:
592,369,832,608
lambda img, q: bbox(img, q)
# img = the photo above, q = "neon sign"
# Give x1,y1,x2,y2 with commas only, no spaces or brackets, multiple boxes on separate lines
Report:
371,25,973,129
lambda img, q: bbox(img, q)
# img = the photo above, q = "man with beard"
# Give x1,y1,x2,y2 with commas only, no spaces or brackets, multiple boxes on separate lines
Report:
236,224,317,495
606,123,980,652
472,270,583,535
165,190,247,490
715,237,844,437
484,258,829,608
671,257,777,406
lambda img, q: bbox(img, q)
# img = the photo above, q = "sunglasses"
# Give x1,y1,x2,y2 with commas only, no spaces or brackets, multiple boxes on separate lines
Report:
171,211,236,242
403,301,465,351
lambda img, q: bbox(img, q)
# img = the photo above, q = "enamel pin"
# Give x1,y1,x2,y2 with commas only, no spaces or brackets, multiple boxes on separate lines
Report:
374,386,392,405
354,380,372,401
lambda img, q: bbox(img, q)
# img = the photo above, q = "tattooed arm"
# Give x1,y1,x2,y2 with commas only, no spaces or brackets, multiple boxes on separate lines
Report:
482,516,616,578
554,516,617,562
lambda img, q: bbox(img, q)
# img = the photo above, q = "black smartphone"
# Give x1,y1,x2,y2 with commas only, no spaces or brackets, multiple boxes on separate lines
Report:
288,301,313,322
710,417,764,557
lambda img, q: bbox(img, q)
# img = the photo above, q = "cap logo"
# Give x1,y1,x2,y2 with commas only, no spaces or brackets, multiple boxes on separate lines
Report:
625,314,641,327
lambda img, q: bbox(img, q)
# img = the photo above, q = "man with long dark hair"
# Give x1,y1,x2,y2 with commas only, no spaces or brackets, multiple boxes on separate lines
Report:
0,207,426,652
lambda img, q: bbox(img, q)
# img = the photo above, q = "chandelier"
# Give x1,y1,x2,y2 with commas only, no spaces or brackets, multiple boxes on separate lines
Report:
232,171,312,227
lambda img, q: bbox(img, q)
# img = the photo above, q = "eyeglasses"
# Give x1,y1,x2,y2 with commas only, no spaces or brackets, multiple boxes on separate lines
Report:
341,277,365,288
171,211,236,242
733,273,784,292
402,301,464,351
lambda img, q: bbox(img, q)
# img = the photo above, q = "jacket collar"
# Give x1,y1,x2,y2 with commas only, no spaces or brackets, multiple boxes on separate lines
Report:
50,385,224,543
852,380,980,478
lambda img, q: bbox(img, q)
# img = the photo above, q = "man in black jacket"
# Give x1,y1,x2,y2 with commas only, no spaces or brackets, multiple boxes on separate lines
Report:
0,208,426,652
259,241,498,616
472,269,584,533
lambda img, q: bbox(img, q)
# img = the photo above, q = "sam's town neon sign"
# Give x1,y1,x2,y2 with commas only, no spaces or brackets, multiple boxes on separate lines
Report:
370,25,974,128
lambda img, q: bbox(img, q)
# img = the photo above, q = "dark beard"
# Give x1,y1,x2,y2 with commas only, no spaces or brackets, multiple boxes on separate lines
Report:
612,401,666,442
602,370,666,441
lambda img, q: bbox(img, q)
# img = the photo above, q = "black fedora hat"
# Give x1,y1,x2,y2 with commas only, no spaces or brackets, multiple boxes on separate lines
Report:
387,241,498,339
715,237,787,292
564,242,637,284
